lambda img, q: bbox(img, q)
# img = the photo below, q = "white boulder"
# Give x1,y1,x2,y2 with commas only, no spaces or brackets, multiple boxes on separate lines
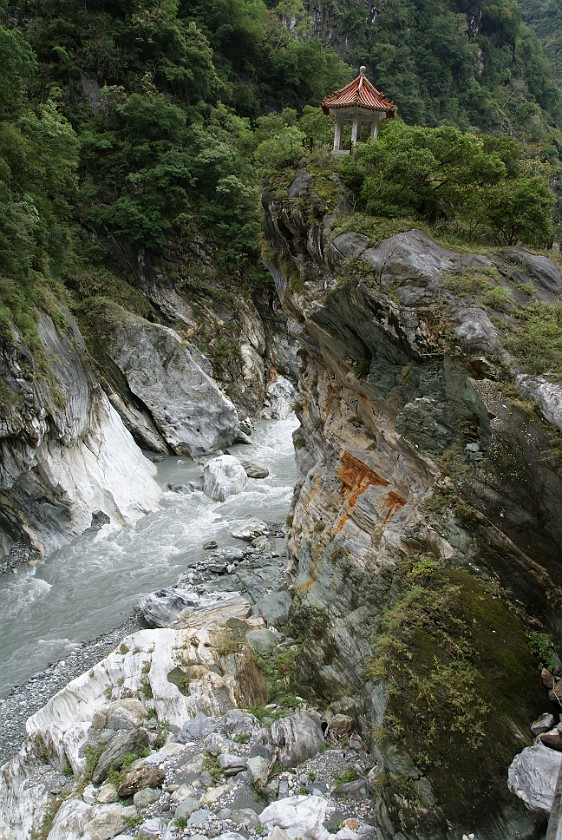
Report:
203,455,247,502
508,742,562,813
260,795,330,840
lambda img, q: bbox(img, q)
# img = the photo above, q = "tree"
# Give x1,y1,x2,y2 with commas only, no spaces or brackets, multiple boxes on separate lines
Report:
339,119,554,247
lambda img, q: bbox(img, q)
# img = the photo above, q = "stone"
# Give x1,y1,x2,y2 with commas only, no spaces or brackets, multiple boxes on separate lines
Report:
137,817,167,837
263,712,325,768
230,808,260,829
218,753,247,774
0,309,162,559
508,743,562,813
174,796,200,820
259,795,330,840
187,808,212,826
200,783,230,805
252,591,292,627
204,540,218,549
83,784,97,805
117,763,165,797
453,307,498,354
93,699,148,731
531,713,557,736
247,755,271,791
177,712,216,743
133,788,160,809
216,835,247,840
517,375,562,433
0,820,14,840
241,460,270,479
231,519,269,541
96,783,119,804
87,804,138,840
265,829,292,840
218,709,259,737
92,728,150,784
137,587,199,628
539,731,562,751
288,172,313,199
203,455,247,502
541,668,555,689
261,375,297,420
325,714,354,741
245,629,279,657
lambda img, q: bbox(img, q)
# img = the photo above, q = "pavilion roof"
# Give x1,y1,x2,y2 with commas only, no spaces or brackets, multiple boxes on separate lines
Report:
322,72,395,117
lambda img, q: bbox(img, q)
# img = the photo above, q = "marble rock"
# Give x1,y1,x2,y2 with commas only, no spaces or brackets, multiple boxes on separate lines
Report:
100,307,240,456
203,455,247,502
261,375,296,420
260,795,330,840
266,712,325,768
508,743,562,813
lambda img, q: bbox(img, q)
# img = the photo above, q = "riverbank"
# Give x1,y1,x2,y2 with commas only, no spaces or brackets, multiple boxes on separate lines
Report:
0,612,143,765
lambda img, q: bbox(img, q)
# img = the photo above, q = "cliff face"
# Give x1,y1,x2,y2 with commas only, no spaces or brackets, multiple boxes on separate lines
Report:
0,311,162,561
263,172,562,839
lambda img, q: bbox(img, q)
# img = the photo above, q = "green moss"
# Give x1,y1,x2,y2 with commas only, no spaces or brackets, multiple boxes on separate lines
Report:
367,562,545,826
166,666,191,696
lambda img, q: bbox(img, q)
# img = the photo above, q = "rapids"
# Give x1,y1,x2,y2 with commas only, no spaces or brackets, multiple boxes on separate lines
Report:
0,417,297,697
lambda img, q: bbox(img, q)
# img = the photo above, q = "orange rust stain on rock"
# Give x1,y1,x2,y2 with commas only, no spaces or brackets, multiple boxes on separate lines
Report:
338,452,389,501
381,490,406,525
295,453,392,593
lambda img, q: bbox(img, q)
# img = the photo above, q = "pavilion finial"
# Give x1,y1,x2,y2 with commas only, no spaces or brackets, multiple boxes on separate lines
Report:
359,65,367,75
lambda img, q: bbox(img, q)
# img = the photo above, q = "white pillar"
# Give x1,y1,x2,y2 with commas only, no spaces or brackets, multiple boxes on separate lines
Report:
333,117,343,152
351,112,360,146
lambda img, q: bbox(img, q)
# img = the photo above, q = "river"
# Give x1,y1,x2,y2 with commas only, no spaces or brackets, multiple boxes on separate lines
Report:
0,417,298,698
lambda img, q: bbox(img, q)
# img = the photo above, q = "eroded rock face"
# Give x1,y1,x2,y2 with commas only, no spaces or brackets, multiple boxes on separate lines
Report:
0,311,161,559
262,174,562,840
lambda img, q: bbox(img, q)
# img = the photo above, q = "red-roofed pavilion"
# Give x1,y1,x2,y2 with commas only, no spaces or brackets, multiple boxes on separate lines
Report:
322,66,395,153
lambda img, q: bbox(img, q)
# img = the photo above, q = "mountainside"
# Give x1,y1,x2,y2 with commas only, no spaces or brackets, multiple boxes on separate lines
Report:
519,0,562,84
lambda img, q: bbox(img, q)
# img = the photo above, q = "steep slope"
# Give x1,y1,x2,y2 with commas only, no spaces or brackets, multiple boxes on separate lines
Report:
263,169,562,839
519,0,562,84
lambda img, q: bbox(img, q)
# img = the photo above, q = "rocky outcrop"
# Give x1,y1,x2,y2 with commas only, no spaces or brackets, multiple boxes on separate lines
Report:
0,597,266,839
262,172,562,840
0,311,161,559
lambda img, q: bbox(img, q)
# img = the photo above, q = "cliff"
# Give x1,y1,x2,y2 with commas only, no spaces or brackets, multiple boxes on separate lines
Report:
0,310,162,561
262,169,562,839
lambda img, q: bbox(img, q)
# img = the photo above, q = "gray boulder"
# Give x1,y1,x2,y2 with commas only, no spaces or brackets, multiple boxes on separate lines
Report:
362,229,491,285
266,712,325,768
137,587,199,628
518,375,562,432
99,306,239,456
177,713,216,743
261,375,296,420
203,456,247,502
252,591,292,628
241,460,270,479
92,728,150,784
